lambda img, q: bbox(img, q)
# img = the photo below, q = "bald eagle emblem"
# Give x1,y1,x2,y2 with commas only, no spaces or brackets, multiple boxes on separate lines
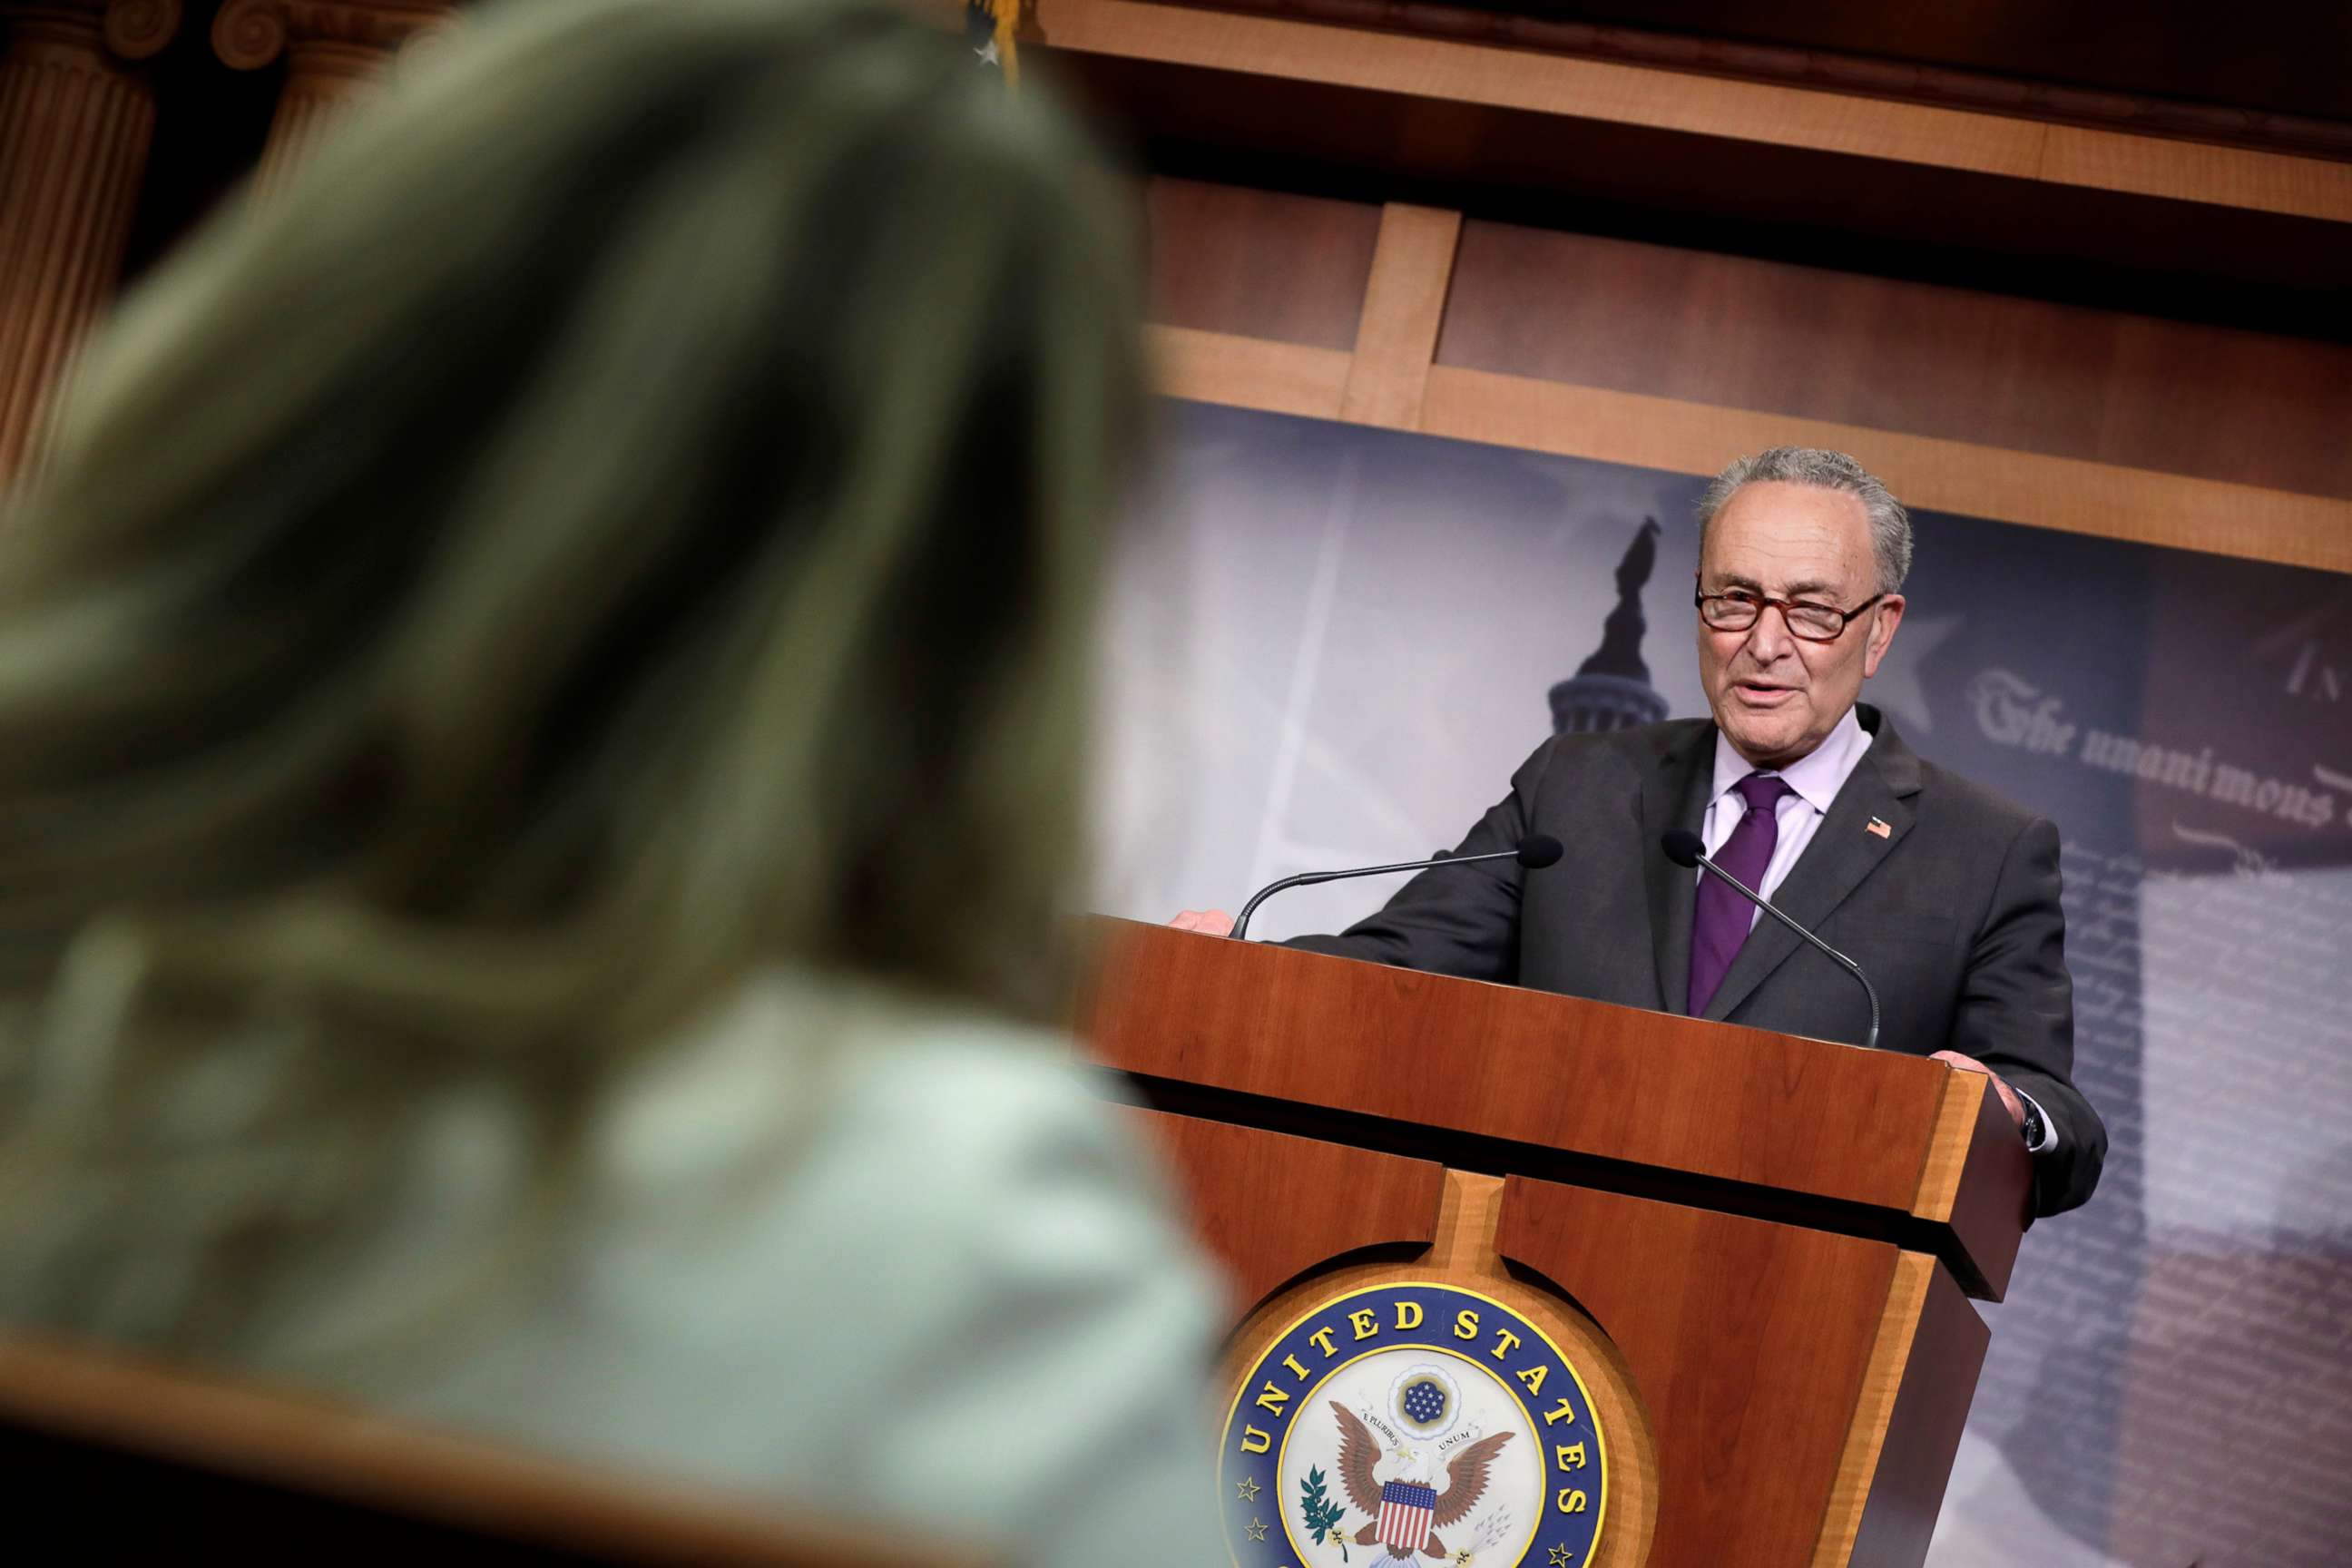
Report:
1331,1402,1514,1563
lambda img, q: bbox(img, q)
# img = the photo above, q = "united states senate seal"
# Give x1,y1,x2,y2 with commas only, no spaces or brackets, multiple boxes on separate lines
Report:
1220,1282,1606,1568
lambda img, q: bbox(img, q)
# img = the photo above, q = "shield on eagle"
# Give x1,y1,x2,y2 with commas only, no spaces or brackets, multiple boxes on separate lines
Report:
1376,1480,1439,1555
1332,1402,1515,1562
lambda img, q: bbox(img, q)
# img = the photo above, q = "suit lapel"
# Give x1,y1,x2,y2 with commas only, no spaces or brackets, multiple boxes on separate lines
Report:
1701,708,1924,1024
1642,723,1718,1014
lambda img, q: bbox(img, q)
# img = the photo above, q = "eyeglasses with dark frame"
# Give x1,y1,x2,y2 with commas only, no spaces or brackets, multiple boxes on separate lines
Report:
1694,585,1886,642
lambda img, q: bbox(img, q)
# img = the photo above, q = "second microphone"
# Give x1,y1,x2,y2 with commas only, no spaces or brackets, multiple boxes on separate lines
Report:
1231,835,1563,941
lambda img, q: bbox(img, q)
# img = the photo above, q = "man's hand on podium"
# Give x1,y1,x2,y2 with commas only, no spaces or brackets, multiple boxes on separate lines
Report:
1930,1049,2025,1132
1169,909,1236,936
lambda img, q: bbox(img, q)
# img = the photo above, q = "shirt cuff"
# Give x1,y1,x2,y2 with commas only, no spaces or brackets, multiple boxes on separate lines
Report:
2014,1085,2057,1154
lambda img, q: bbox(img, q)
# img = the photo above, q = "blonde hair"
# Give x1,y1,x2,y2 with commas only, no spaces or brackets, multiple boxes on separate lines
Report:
0,0,1142,1348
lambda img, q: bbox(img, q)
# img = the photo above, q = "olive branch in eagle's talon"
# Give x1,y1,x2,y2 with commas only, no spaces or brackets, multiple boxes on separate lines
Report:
1299,1465,1350,1560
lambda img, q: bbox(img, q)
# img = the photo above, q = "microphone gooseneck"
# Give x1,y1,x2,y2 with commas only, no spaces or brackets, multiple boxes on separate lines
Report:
1660,828,1881,1051
1230,835,1563,941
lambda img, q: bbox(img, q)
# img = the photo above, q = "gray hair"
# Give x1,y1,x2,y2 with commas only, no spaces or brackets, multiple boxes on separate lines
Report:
1695,446,1913,595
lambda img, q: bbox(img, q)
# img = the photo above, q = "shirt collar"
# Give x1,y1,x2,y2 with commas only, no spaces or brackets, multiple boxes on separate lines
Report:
1710,704,1872,815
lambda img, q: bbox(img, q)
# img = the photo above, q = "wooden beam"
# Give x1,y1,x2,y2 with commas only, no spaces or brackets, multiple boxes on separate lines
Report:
1141,337,2352,572
1043,0,2045,172
1416,366,2352,573
1038,0,2352,222
1338,203,1460,429
1145,324,1350,419
2039,123,2352,222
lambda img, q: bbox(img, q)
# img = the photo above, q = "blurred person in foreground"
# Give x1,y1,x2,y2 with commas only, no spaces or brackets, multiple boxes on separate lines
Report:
0,0,1221,1560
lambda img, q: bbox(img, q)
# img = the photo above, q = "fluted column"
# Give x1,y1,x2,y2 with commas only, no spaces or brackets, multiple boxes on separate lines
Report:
0,0,179,486
213,0,452,201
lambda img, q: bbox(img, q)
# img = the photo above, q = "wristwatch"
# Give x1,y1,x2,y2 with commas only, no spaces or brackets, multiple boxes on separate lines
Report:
2018,1094,2045,1149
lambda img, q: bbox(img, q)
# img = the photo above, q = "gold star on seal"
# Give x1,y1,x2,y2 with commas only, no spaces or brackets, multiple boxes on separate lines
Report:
1246,1518,1270,1543
1548,1546,1573,1568
1235,1476,1261,1503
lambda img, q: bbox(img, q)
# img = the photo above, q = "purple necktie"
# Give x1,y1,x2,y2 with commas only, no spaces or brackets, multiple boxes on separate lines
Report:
1688,772,1796,1016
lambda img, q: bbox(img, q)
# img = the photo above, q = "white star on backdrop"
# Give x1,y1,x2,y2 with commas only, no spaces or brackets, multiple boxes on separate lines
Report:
1865,612,1962,733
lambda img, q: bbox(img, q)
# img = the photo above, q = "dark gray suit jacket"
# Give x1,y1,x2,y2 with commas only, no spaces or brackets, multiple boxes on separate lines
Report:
1286,704,2105,1217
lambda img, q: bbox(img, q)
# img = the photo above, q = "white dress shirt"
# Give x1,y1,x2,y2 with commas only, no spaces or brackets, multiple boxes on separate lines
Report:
1700,704,1873,916
1698,705,2054,1152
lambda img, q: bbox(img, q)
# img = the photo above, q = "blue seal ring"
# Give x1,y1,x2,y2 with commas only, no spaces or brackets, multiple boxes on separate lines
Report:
1219,1280,1608,1568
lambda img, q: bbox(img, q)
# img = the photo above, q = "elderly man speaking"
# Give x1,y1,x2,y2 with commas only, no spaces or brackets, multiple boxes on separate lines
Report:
1173,446,2104,1218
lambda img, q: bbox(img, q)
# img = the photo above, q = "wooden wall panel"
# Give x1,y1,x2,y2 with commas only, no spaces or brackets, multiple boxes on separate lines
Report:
1110,0,2352,573
2095,318,2352,502
1135,306,2352,573
1049,0,2352,224
1143,176,1379,350
1436,220,2352,501
1039,0,2352,340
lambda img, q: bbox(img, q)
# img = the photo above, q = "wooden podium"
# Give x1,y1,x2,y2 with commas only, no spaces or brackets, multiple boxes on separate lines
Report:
1077,917,2034,1568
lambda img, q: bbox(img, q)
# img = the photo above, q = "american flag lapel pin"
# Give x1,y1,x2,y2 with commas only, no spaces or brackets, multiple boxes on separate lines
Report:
1866,817,1892,838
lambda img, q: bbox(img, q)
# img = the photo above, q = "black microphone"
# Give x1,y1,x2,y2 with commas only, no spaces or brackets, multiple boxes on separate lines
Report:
1660,828,1881,1051
1230,835,1563,941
